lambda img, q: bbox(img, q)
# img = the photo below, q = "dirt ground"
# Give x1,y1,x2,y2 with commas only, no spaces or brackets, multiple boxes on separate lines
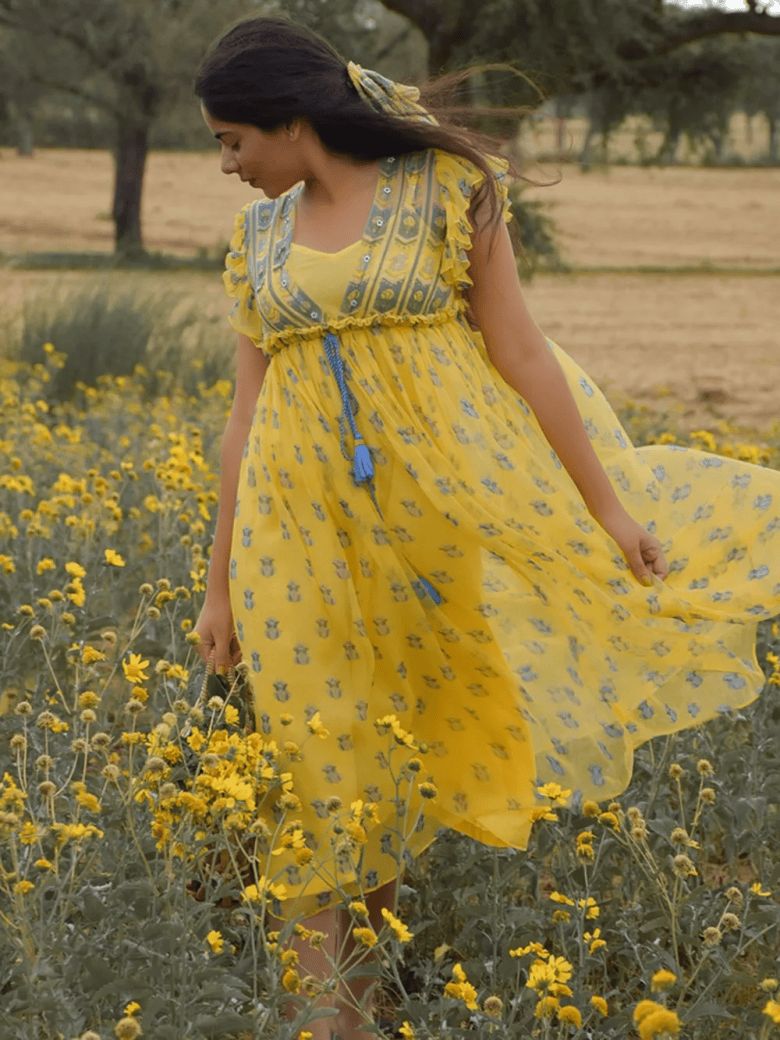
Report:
0,144,777,436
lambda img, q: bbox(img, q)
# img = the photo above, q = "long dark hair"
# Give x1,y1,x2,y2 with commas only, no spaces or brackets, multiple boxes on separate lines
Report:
195,16,533,231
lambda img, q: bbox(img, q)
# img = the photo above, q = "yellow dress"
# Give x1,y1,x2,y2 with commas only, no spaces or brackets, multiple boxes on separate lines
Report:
223,148,780,915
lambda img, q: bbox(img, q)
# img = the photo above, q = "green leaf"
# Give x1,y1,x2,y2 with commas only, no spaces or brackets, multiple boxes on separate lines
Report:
685,999,735,1021
193,1011,256,1035
80,956,117,991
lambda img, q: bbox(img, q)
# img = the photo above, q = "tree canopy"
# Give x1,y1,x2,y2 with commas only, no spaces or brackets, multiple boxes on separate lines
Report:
377,0,780,80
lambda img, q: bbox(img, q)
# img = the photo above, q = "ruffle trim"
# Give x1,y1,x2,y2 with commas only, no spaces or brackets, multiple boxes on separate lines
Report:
260,301,467,357
222,203,265,346
436,150,512,293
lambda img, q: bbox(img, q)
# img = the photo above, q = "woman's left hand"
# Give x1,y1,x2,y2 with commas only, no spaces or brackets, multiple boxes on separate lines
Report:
596,508,669,586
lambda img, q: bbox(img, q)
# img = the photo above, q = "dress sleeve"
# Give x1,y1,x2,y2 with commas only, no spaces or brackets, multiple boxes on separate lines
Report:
222,202,265,346
435,149,513,293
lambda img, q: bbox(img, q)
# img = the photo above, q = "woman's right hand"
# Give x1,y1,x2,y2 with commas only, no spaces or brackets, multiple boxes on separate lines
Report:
193,593,241,673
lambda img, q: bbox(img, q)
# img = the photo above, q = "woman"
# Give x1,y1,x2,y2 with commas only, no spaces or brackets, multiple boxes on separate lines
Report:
194,16,780,1039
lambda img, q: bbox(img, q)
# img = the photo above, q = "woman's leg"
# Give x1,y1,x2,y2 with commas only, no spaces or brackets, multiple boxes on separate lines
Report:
334,881,396,1039
274,905,340,1040
274,880,398,1040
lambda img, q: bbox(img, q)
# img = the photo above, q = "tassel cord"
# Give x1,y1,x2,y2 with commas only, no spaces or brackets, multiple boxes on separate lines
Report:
323,333,364,460
322,330,440,605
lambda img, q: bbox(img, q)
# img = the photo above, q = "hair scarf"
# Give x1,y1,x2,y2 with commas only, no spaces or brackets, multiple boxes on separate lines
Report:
346,61,438,126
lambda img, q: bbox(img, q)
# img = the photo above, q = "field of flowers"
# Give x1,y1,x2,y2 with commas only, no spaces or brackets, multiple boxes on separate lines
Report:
1,347,780,1040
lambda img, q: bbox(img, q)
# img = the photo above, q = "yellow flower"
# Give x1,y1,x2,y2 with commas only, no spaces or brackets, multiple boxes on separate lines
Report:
306,712,329,739
66,577,86,606
75,788,102,813
526,957,573,993
751,881,772,897
639,1008,681,1039
510,941,548,959
123,653,150,684
550,891,575,906
19,821,41,845
399,1024,415,1039
37,557,56,575
575,830,595,858
224,705,239,726
651,969,677,992
444,971,479,1011
65,561,86,578
381,907,413,943
82,645,106,665
187,728,205,752
591,995,608,1016
578,897,599,919
349,900,369,916
375,713,417,748
13,880,35,896
763,1000,780,1025
584,928,606,953
353,927,378,948
34,858,54,871
673,855,697,878
243,878,288,904
530,807,558,822
206,930,224,954
598,811,619,830
634,1000,665,1024
557,1005,582,1028
114,1018,141,1039
282,968,301,994
537,782,571,805
104,549,126,567
124,1002,141,1016
534,996,559,1019
483,995,503,1017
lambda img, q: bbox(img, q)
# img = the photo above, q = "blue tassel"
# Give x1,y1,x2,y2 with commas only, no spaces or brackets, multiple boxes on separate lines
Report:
416,575,442,605
352,441,374,483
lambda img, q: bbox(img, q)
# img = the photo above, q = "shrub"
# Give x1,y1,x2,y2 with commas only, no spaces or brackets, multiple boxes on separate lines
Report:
14,280,233,401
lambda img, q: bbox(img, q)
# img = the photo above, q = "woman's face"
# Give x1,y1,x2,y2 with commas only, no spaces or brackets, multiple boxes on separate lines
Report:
201,106,304,198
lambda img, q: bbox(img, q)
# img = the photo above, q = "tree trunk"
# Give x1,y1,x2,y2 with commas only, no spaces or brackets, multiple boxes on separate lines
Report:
7,101,34,156
767,112,778,162
579,120,596,166
16,116,34,156
112,120,149,257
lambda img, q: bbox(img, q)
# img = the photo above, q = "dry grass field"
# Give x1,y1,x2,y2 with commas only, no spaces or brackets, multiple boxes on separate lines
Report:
0,132,778,436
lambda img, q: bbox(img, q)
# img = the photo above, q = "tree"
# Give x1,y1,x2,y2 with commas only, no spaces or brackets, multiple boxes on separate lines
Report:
376,0,780,90
0,0,248,257
631,39,749,164
0,30,44,156
740,36,780,161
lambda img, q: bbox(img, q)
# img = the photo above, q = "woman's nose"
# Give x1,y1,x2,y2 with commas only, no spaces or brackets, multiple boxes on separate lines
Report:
220,151,238,175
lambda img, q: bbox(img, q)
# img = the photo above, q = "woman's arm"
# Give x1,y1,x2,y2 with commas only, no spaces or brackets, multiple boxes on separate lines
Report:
195,334,270,668
465,207,668,585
